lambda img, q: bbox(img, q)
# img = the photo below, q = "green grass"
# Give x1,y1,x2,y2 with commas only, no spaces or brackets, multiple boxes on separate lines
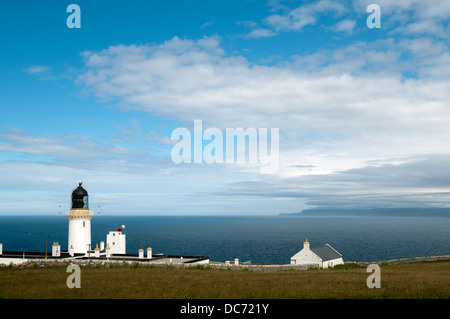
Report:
0,261,449,299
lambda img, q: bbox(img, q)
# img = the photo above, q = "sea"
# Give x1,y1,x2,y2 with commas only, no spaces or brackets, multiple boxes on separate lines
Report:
0,215,449,264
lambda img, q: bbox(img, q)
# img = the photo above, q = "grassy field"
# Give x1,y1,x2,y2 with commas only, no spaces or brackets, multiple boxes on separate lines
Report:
0,261,449,299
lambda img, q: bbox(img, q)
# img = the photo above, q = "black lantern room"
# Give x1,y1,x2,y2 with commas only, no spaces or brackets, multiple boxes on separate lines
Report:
72,182,89,209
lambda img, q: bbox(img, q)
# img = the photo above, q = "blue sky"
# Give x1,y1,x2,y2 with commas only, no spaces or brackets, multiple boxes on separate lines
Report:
1,0,450,215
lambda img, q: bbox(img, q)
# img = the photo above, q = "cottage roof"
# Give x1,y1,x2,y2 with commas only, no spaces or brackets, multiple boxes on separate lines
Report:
311,244,342,261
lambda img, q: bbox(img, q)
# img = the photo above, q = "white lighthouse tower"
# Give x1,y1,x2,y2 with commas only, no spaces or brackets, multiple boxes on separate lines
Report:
67,182,93,255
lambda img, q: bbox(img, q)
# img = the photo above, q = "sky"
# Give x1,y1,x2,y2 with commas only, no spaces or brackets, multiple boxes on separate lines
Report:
1,0,450,215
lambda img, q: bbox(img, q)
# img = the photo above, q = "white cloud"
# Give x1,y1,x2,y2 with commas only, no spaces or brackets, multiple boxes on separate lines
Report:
0,130,146,160
74,36,450,184
391,19,446,38
245,28,277,38
223,154,450,209
356,0,450,38
265,0,347,32
334,19,356,33
201,20,215,29
24,65,50,74
355,0,450,19
249,0,450,39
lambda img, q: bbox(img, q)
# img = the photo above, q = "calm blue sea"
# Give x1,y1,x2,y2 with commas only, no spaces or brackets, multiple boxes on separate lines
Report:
0,215,449,264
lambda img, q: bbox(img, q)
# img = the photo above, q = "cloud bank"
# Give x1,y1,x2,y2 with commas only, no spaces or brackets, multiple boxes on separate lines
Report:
3,1,450,214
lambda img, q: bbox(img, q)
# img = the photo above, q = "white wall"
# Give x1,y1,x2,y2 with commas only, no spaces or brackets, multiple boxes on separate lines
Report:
52,244,61,257
0,258,28,265
68,217,92,254
290,248,322,266
322,257,344,269
106,231,126,254
190,258,210,264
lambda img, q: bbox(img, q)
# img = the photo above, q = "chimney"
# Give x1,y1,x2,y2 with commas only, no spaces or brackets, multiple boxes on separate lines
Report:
304,238,310,250
139,245,144,259
100,241,105,251
106,244,111,258
147,247,152,259
94,243,100,258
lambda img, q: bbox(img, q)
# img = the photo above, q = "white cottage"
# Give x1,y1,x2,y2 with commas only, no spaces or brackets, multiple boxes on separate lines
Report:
290,238,344,269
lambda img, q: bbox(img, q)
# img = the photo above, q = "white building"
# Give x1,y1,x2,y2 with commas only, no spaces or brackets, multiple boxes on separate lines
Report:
67,183,93,255
290,238,344,269
106,225,126,255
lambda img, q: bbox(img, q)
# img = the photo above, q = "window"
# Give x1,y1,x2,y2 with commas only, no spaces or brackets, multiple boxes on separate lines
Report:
83,221,85,228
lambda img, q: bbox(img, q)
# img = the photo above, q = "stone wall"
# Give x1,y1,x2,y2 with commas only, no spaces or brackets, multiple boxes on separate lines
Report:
3,255,450,270
346,255,450,266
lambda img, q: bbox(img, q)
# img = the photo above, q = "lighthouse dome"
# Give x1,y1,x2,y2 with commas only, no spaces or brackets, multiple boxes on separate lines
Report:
72,182,89,209
72,183,88,196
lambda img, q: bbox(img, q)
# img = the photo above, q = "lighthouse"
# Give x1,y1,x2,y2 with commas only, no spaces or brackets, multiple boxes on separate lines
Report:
67,182,93,255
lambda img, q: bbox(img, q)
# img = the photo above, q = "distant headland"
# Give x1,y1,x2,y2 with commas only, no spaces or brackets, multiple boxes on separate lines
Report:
280,207,450,217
